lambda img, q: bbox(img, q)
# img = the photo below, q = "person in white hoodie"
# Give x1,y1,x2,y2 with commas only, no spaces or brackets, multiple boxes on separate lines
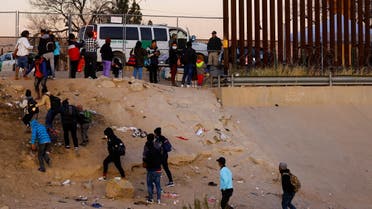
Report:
14,30,33,80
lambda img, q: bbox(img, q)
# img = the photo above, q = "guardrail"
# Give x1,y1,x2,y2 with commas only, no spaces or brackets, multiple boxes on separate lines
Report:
210,75,372,87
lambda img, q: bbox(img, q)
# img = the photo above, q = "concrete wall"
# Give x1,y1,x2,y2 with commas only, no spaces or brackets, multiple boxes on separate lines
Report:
220,86,372,107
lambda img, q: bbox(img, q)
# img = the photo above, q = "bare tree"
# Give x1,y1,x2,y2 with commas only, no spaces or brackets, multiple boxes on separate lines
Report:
28,0,142,35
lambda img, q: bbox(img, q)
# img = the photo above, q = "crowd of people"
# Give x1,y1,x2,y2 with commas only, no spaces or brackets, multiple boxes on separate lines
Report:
13,28,300,209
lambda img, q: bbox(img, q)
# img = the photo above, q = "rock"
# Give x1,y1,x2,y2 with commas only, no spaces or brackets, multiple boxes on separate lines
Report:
100,80,116,88
11,85,24,92
106,179,134,199
129,82,144,92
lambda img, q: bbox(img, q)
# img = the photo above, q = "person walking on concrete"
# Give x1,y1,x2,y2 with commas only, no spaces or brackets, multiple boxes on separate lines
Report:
67,33,84,78
154,127,174,187
279,162,297,209
99,127,126,180
147,40,160,83
217,157,234,209
169,41,180,86
30,119,51,172
143,133,162,204
133,41,148,80
14,30,33,80
84,31,99,79
181,41,197,87
207,31,222,69
100,38,113,77
38,29,56,79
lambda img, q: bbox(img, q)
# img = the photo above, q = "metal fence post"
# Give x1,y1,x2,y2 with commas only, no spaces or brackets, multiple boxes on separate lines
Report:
231,74,234,87
15,11,19,37
218,75,221,88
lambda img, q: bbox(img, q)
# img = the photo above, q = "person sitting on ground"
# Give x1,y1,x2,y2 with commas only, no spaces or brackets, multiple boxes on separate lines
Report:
99,127,126,181
30,119,51,172
111,58,123,78
279,162,297,209
60,99,79,150
154,127,174,187
143,133,162,204
77,104,92,146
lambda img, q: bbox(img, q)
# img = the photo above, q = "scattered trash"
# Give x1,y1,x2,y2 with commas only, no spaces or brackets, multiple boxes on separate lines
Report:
75,196,88,202
194,123,205,136
237,180,244,184
162,192,179,199
91,203,102,208
130,127,147,138
173,200,180,205
208,196,217,203
5,102,13,107
208,181,218,186
62,179,71,185
195,128,203,136
176,136,189,141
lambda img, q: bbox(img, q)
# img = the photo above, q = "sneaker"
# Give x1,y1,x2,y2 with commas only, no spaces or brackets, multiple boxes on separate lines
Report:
186,85,191,88
146,199,154,204
98,176,106,181
166,182,175,187
38,167,46,172
74,147,79,150
180,84,184,88
65,145,70,149
114,177,121,181
157,199,161,204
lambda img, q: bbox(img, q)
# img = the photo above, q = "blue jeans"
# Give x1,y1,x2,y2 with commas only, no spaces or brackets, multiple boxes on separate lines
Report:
182,64,194,85
146,170,161,201
133,67,143,80
282,192,296,209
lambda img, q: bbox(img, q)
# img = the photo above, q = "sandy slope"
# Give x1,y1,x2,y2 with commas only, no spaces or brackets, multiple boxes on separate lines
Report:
0,72,367,208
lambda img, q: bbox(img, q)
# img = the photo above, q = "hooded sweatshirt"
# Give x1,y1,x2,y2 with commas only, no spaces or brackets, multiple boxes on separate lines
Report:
30,119,51,145
104,128,125,155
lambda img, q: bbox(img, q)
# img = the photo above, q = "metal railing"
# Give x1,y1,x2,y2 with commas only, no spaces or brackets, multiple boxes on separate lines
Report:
211,74,372,87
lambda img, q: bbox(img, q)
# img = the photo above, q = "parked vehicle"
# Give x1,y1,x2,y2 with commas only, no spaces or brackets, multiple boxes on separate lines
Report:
78,23,208,66
0,52,16,72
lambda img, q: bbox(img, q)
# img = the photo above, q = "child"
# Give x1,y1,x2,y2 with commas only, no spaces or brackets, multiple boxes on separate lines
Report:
20,89,39,127
77,104,92,146
111,58,123,78
33,55,48,99
196,54,207,88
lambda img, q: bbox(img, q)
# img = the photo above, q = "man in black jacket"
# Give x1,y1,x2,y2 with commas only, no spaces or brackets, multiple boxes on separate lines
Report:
60,99,79,149
279,162,297,209
99,127,126,180
181,41,197,87
154,127,174,187
143,133,162,204
207,31,222,68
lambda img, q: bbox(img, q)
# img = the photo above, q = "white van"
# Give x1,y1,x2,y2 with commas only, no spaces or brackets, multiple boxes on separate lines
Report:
78,23,207,66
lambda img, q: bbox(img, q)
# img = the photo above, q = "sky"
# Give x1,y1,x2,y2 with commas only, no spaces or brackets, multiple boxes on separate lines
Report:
0,0,223,39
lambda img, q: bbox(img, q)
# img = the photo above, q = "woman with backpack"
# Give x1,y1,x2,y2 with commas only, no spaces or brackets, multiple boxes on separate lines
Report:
98,127,126,181
133,41,148,80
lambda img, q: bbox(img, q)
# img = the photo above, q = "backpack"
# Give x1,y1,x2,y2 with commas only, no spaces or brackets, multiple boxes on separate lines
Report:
114,139,126,156
163,138,172,152
284,172,301,192
155,136,172,153
46,39,55,52
49,95,61,110
81,110,92,123
27,98,39,114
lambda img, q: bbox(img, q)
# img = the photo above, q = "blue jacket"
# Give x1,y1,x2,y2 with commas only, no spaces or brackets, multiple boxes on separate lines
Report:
30,119,51,145
219,166,233,190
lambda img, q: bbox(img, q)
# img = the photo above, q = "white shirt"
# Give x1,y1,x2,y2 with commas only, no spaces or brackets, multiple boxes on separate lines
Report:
16,37,33,56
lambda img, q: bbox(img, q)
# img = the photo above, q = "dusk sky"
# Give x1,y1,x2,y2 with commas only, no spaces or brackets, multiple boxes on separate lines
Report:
0,0,224,38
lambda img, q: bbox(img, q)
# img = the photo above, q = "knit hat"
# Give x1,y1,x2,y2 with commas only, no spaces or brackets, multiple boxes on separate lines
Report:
279,162,288,170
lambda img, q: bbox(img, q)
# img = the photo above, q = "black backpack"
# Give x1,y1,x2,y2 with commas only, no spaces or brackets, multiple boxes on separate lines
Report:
27,98,39,114
46,39,55,52
49,95,61,110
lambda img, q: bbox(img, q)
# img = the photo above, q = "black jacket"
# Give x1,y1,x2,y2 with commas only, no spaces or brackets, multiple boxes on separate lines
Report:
148,47,160,65
182,47,197,65
134,47,148,67
104,128,124,155
100,43,113,61
60,104,78,125
207,37,222,51
169,47,179,65
281,169,295,193
143,141,162,171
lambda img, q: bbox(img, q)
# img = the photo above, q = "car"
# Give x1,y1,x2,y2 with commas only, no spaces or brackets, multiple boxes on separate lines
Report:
0,52,16,72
